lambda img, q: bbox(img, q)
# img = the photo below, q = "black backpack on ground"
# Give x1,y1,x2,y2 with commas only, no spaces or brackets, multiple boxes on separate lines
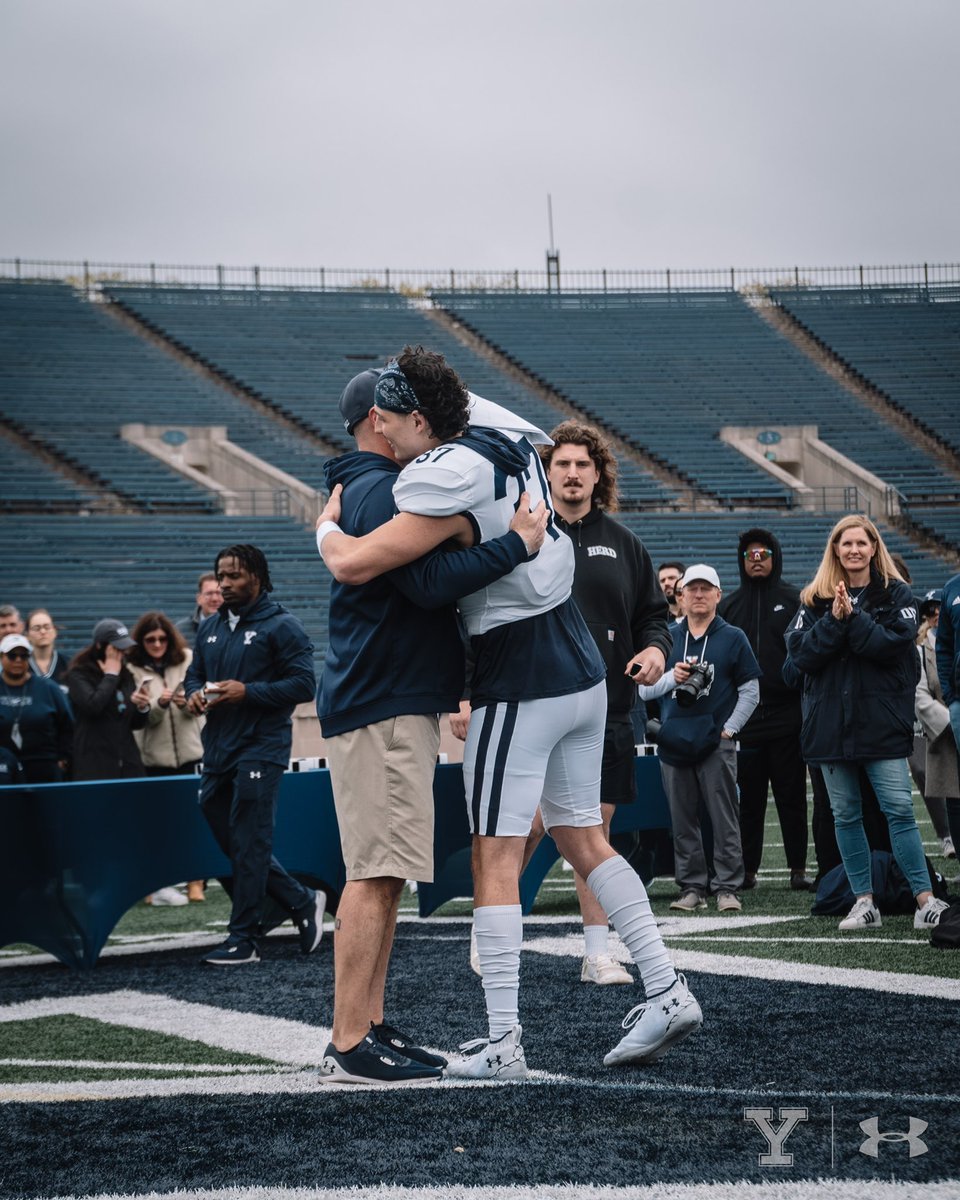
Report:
931,901,960,949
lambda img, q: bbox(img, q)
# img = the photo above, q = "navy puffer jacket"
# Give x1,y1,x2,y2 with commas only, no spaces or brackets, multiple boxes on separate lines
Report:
785,571,919,764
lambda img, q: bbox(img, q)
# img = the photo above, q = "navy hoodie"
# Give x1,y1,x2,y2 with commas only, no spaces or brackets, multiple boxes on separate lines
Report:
185,591,315,771
317,449,529,737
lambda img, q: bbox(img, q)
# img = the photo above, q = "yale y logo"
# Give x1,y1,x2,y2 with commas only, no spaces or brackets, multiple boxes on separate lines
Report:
859,1117,928,1158
744,1107,808,1166
243,630,258,646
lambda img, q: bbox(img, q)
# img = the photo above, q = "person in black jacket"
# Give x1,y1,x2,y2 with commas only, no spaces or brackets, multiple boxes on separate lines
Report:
66,619,151,781
719,528,812,890
786,515,948,931
185,544,324,966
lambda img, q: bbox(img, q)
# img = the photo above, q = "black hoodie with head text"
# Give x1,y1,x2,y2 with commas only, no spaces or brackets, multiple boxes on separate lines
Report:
717,526,801,743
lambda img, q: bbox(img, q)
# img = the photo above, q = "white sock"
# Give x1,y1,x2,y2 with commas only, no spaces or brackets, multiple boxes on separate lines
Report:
587,855,677,997
583,924,608,958
474,904,522,1040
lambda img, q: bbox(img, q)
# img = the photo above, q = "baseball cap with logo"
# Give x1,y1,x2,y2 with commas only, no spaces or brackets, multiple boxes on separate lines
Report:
679,564,721,590
0,634,31,655
92,619,135,649
339,368,383,435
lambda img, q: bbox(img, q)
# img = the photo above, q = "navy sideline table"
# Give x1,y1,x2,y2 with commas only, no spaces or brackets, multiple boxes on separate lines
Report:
0,758,671,970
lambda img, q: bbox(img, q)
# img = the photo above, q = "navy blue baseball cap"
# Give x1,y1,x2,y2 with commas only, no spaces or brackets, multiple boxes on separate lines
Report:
339,368,383,435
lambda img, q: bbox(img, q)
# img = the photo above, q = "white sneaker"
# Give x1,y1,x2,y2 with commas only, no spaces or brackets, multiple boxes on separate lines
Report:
581,953,633,985
669,891,707,912
914,896,949,929
469,924,481,976
838,897,881,931
603,973,702,1067
942,837,956,860
150,887,188,906
445,1024,528,1081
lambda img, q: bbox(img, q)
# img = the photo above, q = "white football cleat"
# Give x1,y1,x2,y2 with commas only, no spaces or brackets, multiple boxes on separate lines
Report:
149,887,188,907
445,1024,528,1080
603,973,702,1067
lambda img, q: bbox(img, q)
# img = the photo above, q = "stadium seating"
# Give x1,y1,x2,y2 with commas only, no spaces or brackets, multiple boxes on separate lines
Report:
104,286,677,509
430,290,960,511
1,513,330,669
771,285,960,457
615,511,949,594
0,435,89,511
0,281,330,504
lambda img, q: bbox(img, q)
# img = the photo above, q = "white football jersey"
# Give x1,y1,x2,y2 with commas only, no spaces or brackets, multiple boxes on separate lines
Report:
392,430,574,637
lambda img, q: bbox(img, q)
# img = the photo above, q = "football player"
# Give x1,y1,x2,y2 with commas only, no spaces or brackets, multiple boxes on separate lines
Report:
316,346,702,1076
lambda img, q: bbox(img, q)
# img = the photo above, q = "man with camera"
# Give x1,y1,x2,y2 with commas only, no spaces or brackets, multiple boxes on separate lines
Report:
637,564,760,912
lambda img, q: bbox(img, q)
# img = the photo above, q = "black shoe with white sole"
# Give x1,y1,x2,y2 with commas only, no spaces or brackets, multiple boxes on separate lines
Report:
202,936,260,965
318,1033,443,1084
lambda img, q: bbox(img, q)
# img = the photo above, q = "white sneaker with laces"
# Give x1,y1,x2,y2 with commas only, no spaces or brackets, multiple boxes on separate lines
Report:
942,836,956,860
581,953,633,985
445,1024,528,1080
914,896,949,929
603,973,702,1067
150,887,188,907
838,897,881,931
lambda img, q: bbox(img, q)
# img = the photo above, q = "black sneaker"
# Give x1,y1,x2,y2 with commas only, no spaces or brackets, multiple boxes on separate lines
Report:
372,1021,448,1069
318,1033,443,1084
202,936,260,965
295,890,326,954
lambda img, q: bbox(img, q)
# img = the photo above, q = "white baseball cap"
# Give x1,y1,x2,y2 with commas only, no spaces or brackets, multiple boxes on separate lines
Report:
0,634,31,654
679,564,721,590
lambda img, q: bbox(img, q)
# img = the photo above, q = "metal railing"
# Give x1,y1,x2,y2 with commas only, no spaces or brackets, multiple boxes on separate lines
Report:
2,257,958,297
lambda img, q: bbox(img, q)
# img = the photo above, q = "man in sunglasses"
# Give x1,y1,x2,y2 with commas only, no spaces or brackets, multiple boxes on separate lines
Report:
719,528,812,891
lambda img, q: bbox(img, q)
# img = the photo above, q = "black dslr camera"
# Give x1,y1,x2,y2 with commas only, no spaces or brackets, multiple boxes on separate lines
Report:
674,661,712,708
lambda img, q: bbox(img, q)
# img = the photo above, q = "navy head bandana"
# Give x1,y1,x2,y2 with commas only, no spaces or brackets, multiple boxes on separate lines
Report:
374,360,420,415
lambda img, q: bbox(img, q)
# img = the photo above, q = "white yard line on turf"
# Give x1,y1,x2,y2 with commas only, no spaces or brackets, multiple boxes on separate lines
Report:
21,1184,960,1200
0,1057,290,1073
521,933,960,999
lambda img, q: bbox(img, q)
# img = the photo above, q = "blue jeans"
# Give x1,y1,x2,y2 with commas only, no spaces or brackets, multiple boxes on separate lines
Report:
822,759,931,898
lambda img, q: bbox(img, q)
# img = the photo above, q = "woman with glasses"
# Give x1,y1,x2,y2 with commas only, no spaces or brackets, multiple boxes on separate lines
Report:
66,619,151,782
25,609,68,689
129,612,206,904
786,515,947,931
0,633,74,783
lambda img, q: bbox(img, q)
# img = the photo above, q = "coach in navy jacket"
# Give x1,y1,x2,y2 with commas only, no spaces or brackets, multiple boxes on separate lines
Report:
317,450,527,737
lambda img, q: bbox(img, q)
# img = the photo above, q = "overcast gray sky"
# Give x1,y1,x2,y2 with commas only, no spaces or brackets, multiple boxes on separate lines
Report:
2,0,957,273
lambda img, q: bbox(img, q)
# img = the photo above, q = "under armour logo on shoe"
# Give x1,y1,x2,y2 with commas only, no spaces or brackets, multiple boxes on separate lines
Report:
486,1055,503,1068
859,1117,928,1158
662,997,681,1014
249,771,261,779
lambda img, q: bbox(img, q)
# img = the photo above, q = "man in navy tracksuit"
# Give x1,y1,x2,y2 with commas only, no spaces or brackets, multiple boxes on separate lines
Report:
186,544,322,965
